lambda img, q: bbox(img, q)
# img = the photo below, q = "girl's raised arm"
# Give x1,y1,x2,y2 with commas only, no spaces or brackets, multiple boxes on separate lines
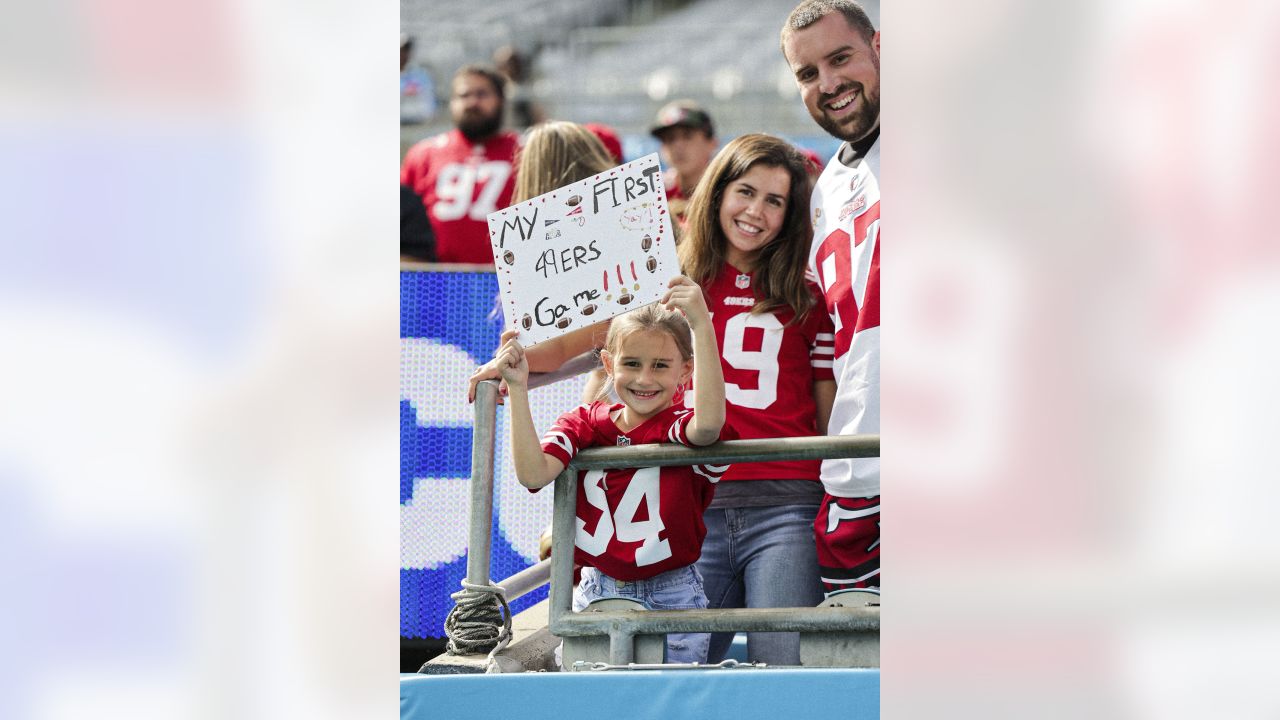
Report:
468,320,611,403
662,276,725,446
495,330,567,488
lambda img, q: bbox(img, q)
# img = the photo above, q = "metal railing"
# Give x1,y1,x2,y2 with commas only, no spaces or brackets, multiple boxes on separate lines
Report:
460,367,592,604
462,375,880,666
548,433,880,664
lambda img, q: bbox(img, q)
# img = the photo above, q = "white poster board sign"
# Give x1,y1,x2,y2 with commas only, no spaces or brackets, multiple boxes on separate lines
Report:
487,153,679,346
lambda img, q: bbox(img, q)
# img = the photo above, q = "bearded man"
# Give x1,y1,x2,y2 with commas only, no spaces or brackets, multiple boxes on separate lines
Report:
781,0,881,596
400,64,519,264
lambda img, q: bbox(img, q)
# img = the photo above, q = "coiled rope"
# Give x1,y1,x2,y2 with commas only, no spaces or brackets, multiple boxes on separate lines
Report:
443,579,512,672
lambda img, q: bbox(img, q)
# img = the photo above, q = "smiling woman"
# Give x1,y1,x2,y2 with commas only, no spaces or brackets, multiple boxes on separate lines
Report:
674,132,837,665
718,164,792,271
680,134,816,321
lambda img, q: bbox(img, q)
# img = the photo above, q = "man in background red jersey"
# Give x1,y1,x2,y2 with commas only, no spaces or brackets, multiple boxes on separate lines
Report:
400,64,519,264
649,100,718,225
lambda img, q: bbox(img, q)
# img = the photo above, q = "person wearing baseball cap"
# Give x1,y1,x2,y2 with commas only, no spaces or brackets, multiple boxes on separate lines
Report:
650,99,719,224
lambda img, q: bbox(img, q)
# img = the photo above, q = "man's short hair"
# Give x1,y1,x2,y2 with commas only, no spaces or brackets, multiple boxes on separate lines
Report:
781,0,877,49
453,63,507,101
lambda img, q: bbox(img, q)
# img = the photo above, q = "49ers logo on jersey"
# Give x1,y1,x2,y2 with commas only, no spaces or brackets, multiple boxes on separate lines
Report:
838,195,867,223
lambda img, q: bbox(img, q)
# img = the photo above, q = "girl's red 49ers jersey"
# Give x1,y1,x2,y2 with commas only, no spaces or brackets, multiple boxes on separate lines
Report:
539,401,732,581
690,263,835,481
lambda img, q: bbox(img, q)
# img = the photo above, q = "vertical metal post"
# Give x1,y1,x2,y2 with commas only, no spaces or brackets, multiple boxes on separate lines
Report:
465,380,499,588
609,630,635,665
548,465,578,628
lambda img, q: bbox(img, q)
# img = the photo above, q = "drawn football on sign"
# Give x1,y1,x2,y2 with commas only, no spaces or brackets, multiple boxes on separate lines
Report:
555,316,573,329
502,249,516,265
641,234,652,251
521,314,533,330
581,303,597,316
566,195,582,207
646,256,658,273
617,291,633,305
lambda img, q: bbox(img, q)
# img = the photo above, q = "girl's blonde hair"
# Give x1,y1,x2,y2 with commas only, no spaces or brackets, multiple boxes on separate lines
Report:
512,121,618,203
597,304,693,399
677,133,815,323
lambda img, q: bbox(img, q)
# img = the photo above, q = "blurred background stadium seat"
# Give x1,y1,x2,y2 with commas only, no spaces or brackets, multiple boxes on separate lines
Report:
401,0,880,161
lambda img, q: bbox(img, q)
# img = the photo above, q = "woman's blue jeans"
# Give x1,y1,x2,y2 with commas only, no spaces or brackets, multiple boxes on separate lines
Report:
696,503,823,665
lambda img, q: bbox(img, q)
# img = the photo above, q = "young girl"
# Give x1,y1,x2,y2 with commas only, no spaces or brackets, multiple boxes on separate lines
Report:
493,276,728,664
678,134,836,665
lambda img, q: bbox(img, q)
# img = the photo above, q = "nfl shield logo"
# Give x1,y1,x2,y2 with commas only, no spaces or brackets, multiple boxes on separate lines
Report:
735,273,751,289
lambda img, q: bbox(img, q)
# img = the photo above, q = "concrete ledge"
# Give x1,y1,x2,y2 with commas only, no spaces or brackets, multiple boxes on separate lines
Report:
420,598,560,674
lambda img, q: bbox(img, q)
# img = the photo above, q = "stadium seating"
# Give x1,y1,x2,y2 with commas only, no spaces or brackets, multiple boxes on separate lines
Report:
401,0,879,142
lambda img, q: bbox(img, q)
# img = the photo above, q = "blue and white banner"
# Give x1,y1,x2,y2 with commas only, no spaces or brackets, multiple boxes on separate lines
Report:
400,269,588,638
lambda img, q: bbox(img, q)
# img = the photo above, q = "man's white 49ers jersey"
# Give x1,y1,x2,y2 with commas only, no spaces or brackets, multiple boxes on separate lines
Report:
809,138,880,496
539,402,732,581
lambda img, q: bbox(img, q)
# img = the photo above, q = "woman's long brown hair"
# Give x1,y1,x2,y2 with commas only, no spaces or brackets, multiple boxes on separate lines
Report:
676,133,815,322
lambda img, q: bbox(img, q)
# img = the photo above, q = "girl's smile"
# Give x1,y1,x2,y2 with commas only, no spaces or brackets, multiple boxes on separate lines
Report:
605,329,693,430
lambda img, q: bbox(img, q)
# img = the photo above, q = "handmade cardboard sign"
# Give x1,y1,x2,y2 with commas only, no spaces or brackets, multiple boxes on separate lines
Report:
487,153,678,346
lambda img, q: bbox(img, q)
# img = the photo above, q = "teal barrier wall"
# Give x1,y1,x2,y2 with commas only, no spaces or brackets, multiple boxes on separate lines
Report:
401,669,880,720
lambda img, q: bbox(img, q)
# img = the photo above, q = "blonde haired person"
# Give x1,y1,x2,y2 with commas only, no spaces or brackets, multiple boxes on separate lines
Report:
511,121,616,204
467,121,621,395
